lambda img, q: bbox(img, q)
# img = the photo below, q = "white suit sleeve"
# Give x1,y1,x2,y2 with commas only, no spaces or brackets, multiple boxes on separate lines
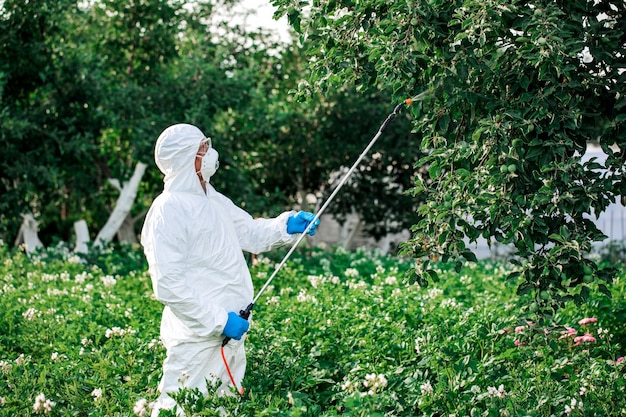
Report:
143,207,227,337
218,195,298,254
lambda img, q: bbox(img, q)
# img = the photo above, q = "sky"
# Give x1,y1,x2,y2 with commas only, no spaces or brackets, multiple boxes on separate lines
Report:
231,0,292,42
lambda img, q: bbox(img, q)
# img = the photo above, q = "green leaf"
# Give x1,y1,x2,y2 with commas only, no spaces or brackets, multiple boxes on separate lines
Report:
426,269,440,283
461,249,477,262
548,233,566,243
598,284,612,298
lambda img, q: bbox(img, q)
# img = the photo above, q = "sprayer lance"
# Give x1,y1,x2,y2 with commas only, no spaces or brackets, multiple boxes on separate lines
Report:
221,91,430,346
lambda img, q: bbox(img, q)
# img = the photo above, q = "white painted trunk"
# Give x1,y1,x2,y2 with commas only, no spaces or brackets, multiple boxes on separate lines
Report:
343,215,362,249
116,213,139,244
94,162,147,248
14,214,43,254
73,220,90,254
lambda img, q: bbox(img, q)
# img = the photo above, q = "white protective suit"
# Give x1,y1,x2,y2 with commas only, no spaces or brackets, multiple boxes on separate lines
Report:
140,124,298,415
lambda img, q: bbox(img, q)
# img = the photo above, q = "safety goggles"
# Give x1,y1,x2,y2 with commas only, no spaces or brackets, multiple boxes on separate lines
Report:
197,137,212,156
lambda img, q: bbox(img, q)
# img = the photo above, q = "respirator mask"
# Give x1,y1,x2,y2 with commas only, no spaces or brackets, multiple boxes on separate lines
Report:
196,138,219,182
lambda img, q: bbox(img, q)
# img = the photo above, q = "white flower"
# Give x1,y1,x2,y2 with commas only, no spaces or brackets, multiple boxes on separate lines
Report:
23,308,38,321
101,275,117,287
177,371,190,385
578,46,593,64
41,273,56,282
487,384,507,399
460,274,472,284
105,326,136,338
75,272,88,283
67,255,82,264
266,296,280,306
384,276,398,285
363,373,387,393
565,398,583,416
280,287,293,295
133,398,149,416
345,268,359,278
440,298,459,308
296,289,309,302
295,289,317,304
91,388,103,401
33,393,56,414
477,384,507,401
0,361,11,373
307,275,323,288
347,280,368,290
420,381,433,394
341,379,356,393
427,288,443,299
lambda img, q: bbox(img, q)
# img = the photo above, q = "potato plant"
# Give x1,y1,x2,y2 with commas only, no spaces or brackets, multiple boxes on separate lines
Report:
0,243,623,416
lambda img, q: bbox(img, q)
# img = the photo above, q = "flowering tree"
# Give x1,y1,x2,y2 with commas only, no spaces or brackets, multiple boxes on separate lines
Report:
272,0,625,318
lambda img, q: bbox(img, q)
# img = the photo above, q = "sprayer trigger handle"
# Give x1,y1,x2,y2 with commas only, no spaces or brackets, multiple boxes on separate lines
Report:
239,302,254,320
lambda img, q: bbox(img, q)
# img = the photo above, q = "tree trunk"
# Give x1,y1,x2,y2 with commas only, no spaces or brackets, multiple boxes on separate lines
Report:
94,161,147,248
74,220,90,254
344,214,362,250
116,213,139,244
14,214,43,255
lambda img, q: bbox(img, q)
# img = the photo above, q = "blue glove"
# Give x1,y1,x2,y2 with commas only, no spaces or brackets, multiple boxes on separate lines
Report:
222,312,250,340
287,211,320,236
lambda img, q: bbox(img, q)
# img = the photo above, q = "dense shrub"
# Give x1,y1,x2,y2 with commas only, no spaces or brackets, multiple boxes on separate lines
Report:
0,243,623,416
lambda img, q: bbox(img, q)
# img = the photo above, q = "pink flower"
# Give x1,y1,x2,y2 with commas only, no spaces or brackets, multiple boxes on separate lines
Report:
559,327,577,340
515,325,527,334
574,333,596,346
514,339,523,346
616,357,624,364
578,317,597,325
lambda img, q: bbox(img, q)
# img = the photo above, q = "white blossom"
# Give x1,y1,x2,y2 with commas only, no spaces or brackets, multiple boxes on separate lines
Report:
345,268,359,278
101,275,117,287
578,46,593,64
23,308,38,320
565,398,584,415
33,393,56,414
363,373,388,394
384,276,398,285
133,398,152,417
420,381,434,394
91,388,103,401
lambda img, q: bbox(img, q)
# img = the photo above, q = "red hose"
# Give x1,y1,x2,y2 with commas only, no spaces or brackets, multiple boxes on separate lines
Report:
221,345,244,396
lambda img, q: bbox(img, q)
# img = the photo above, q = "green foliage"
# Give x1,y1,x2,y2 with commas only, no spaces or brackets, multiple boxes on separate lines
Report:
0,0,423,249
215,63,424,236
0,244,624,415
272,0,626,313
0,243,163,415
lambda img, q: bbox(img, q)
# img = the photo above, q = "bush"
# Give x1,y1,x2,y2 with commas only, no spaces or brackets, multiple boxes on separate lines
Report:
0,243,623,416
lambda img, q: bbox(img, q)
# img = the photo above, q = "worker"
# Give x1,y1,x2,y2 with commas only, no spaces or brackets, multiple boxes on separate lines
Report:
140,123,319,415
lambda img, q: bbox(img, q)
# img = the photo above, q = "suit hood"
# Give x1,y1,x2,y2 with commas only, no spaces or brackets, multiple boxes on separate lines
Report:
155,123,205,194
